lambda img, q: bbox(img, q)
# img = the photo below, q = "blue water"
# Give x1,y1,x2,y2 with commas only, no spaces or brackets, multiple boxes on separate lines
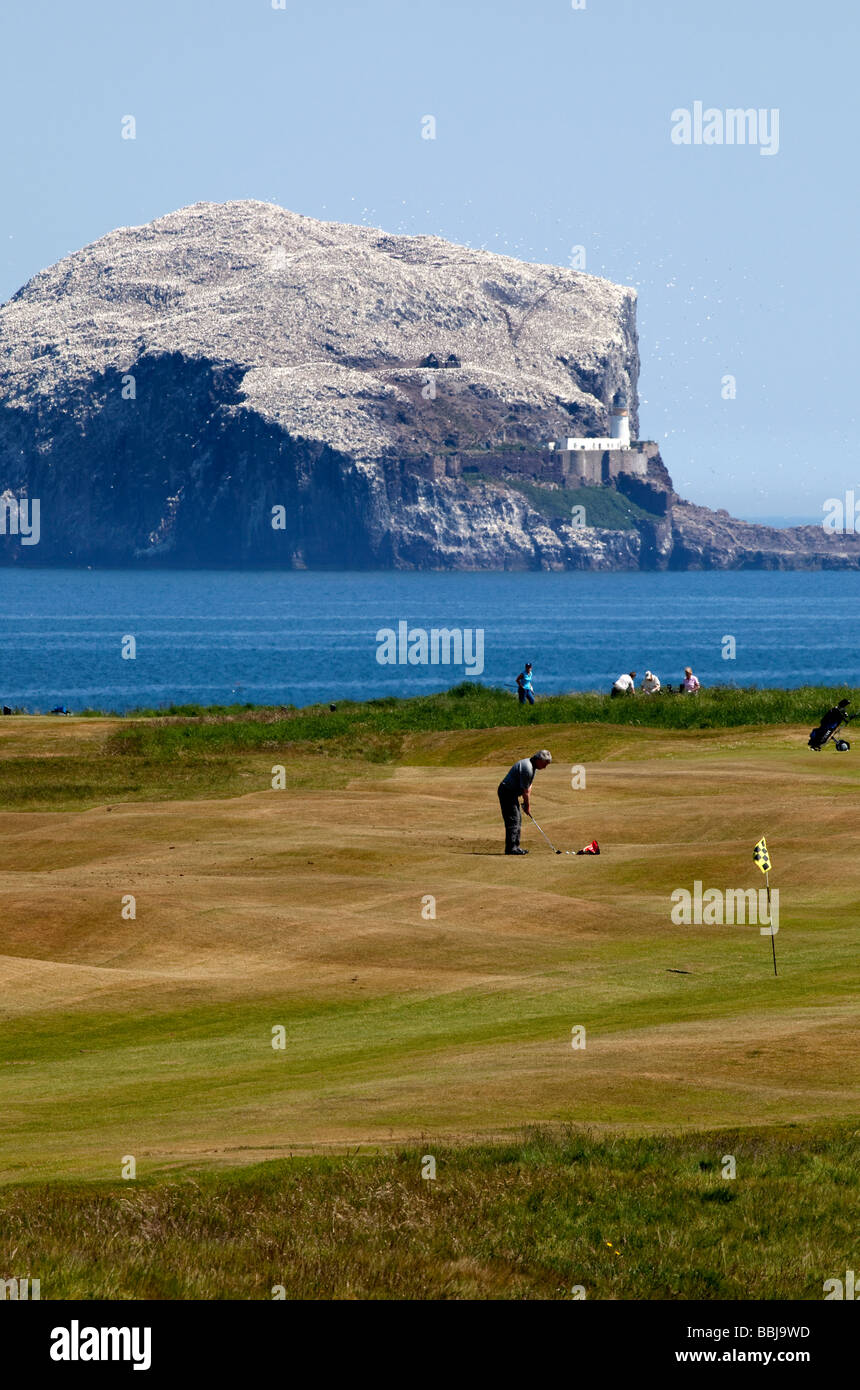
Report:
0,569,857,711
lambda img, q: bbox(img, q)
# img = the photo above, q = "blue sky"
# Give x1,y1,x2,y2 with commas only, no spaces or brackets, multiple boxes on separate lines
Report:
1,0,856,519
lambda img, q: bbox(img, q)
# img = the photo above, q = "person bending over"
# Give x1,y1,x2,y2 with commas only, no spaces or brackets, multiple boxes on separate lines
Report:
611,671,636,698
497,750,552,855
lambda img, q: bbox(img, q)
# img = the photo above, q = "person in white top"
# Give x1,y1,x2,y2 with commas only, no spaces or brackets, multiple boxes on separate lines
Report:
611,671,637,697
682,667,701,693
640,670,661,694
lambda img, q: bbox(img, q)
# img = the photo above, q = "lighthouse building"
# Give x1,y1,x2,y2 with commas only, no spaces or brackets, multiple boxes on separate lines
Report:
547,391,649,485
609,390,631,448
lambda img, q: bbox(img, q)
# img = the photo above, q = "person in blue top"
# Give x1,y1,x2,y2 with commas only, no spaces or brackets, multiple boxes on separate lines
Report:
516,662,535,704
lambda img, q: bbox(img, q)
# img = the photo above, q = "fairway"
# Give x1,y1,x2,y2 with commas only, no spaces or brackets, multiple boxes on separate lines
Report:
0,714,857,1185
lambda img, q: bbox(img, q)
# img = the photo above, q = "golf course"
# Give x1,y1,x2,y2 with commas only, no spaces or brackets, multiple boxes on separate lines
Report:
1,686,857,1298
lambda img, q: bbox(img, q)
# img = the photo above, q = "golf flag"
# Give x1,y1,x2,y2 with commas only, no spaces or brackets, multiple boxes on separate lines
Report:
753,836,778,976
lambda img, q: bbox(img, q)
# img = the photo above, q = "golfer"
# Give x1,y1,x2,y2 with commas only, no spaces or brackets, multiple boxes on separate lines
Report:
516,663,535,704
498,750,552,855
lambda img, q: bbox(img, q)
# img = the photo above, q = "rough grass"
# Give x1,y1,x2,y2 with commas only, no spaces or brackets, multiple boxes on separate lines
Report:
98,683,854,775
119,681,856,728
1,1124,854,1299
110,682,857,752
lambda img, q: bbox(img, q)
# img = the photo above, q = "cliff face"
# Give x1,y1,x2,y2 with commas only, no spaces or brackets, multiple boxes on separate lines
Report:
668,502,860,570
0,199,857,570
0,200,641,568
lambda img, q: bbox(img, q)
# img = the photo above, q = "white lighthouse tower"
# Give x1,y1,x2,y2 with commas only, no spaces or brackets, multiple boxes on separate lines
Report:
609,390,631,448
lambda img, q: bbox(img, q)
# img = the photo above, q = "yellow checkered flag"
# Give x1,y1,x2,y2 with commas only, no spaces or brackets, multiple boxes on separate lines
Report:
752,838,777,976
753,836,771,874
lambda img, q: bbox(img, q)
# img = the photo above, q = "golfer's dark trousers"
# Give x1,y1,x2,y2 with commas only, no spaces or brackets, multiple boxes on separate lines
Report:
498,784,521,852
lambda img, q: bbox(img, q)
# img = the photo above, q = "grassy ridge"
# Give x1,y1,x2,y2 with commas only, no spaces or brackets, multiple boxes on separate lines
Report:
0,684,851,806
1,1125,854,1299
107,683,854,758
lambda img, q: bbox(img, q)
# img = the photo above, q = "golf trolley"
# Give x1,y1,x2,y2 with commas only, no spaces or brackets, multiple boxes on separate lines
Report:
808,715,852,753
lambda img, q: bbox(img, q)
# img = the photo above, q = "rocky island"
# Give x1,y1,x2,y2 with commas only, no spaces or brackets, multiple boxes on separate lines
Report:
0,199,856,570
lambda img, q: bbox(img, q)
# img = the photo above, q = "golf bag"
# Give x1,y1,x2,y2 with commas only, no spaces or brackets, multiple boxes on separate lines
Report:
808,716,851,752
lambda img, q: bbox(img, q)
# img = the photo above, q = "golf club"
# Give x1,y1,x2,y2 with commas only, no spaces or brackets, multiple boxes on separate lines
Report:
526,811,568,854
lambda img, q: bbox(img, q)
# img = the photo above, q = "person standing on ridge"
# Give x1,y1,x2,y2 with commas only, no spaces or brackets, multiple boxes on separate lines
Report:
497,750,552,855
516,663,535,705
682,667,701,693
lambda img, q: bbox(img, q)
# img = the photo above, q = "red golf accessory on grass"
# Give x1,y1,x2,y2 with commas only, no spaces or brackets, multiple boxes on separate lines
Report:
577,840,600,855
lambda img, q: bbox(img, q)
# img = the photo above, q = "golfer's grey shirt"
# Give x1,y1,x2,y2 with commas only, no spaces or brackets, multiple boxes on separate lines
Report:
500,758,535,794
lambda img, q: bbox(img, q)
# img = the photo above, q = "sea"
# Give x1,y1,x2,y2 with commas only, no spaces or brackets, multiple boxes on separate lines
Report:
0,568,857,712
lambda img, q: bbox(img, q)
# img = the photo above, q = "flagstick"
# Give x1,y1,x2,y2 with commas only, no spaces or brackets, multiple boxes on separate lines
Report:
766,871,778,977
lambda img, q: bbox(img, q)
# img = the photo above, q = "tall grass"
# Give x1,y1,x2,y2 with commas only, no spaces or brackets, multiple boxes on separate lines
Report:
0,1124,853,1299
106,683,854,761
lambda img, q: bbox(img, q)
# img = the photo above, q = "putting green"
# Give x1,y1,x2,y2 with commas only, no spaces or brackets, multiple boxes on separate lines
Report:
0,719,857,1183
